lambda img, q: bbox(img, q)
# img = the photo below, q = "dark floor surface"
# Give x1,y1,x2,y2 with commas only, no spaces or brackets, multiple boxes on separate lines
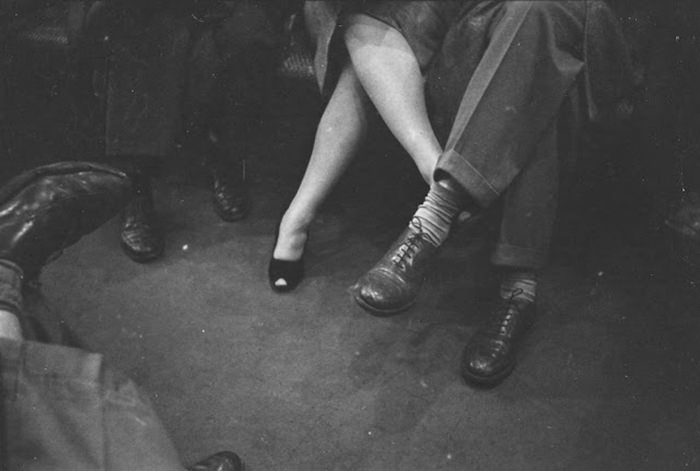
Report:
6,77,700,470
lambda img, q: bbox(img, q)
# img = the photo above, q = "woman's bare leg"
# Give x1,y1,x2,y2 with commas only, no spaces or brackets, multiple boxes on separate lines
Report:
345,14,442,184
273,64,372,262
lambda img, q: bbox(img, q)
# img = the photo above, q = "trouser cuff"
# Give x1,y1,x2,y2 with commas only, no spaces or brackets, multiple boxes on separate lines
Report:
436,149,501,208
491,244,548,270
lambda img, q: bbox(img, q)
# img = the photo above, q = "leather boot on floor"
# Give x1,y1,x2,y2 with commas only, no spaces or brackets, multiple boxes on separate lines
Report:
353,219,437,315
211,165,250,222
120,172,164,263
0,161,132,280
461,295,536,386
186,451,242,471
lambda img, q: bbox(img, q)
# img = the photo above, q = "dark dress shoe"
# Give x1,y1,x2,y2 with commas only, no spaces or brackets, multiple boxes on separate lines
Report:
461,296,536,386
120,192,164,263
212,171,250,222
0,162,132,279
353,219,437,315
187,451,242,471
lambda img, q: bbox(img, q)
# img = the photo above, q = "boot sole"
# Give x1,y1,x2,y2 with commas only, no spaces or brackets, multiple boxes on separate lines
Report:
461,361,516,388
120,239,164,263
213,200,250,223
352,290,415,317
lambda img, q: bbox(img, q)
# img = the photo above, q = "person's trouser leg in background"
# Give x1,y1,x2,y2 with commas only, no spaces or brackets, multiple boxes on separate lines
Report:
185,2,280,222
117,156,166,263
104,12,189,161
104,11,191,262
354,1,593,385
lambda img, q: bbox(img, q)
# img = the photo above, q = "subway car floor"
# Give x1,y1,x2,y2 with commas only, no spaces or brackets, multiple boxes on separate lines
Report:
8,84,700,471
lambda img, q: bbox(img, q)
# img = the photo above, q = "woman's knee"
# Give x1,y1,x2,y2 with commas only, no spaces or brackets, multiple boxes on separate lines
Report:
343,14,394,51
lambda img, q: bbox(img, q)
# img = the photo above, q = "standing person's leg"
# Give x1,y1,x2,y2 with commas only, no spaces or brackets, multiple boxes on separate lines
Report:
353,1,588,315
118,159,164,262
103,10,191,262
269,64,373,291
188,2,282,222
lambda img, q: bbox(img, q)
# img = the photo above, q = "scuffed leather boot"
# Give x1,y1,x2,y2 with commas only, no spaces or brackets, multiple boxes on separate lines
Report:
0,162,132,280
461,294,536,387
211,164,250,222
187,451,242,471
120,170,164,263
353,219,437,315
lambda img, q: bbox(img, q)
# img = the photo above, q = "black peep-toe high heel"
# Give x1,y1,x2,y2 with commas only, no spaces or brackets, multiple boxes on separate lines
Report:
268,227,306,293
268,257,304,293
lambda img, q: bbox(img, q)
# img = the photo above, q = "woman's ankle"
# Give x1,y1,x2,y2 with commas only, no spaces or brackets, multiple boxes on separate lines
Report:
273,231,308,261
280,205,315,233
274,212,311,261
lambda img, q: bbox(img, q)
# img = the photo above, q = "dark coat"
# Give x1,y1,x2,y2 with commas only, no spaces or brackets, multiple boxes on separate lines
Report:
99,0,285,158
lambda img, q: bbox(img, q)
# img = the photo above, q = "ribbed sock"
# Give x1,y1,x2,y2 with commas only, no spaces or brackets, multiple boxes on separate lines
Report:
413,181,471,247
0,259,23,316
0,259,23,339
499,269,537,304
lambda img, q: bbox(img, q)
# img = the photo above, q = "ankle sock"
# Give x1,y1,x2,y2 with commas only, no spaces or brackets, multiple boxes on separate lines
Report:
413,181,470,247
0,260,23,316
499,269,537,304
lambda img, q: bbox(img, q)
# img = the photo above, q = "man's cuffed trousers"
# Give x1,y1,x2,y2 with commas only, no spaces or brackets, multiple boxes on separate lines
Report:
428,1,605,269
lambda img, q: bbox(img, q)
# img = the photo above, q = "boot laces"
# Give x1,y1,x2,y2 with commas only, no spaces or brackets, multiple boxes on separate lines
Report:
487,289,524,337
391,218,427,270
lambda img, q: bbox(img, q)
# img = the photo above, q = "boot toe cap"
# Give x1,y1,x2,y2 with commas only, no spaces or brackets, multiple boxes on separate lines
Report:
354,270,415,315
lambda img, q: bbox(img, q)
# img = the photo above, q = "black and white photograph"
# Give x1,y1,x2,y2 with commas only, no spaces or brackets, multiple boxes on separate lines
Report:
0,1,699,470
